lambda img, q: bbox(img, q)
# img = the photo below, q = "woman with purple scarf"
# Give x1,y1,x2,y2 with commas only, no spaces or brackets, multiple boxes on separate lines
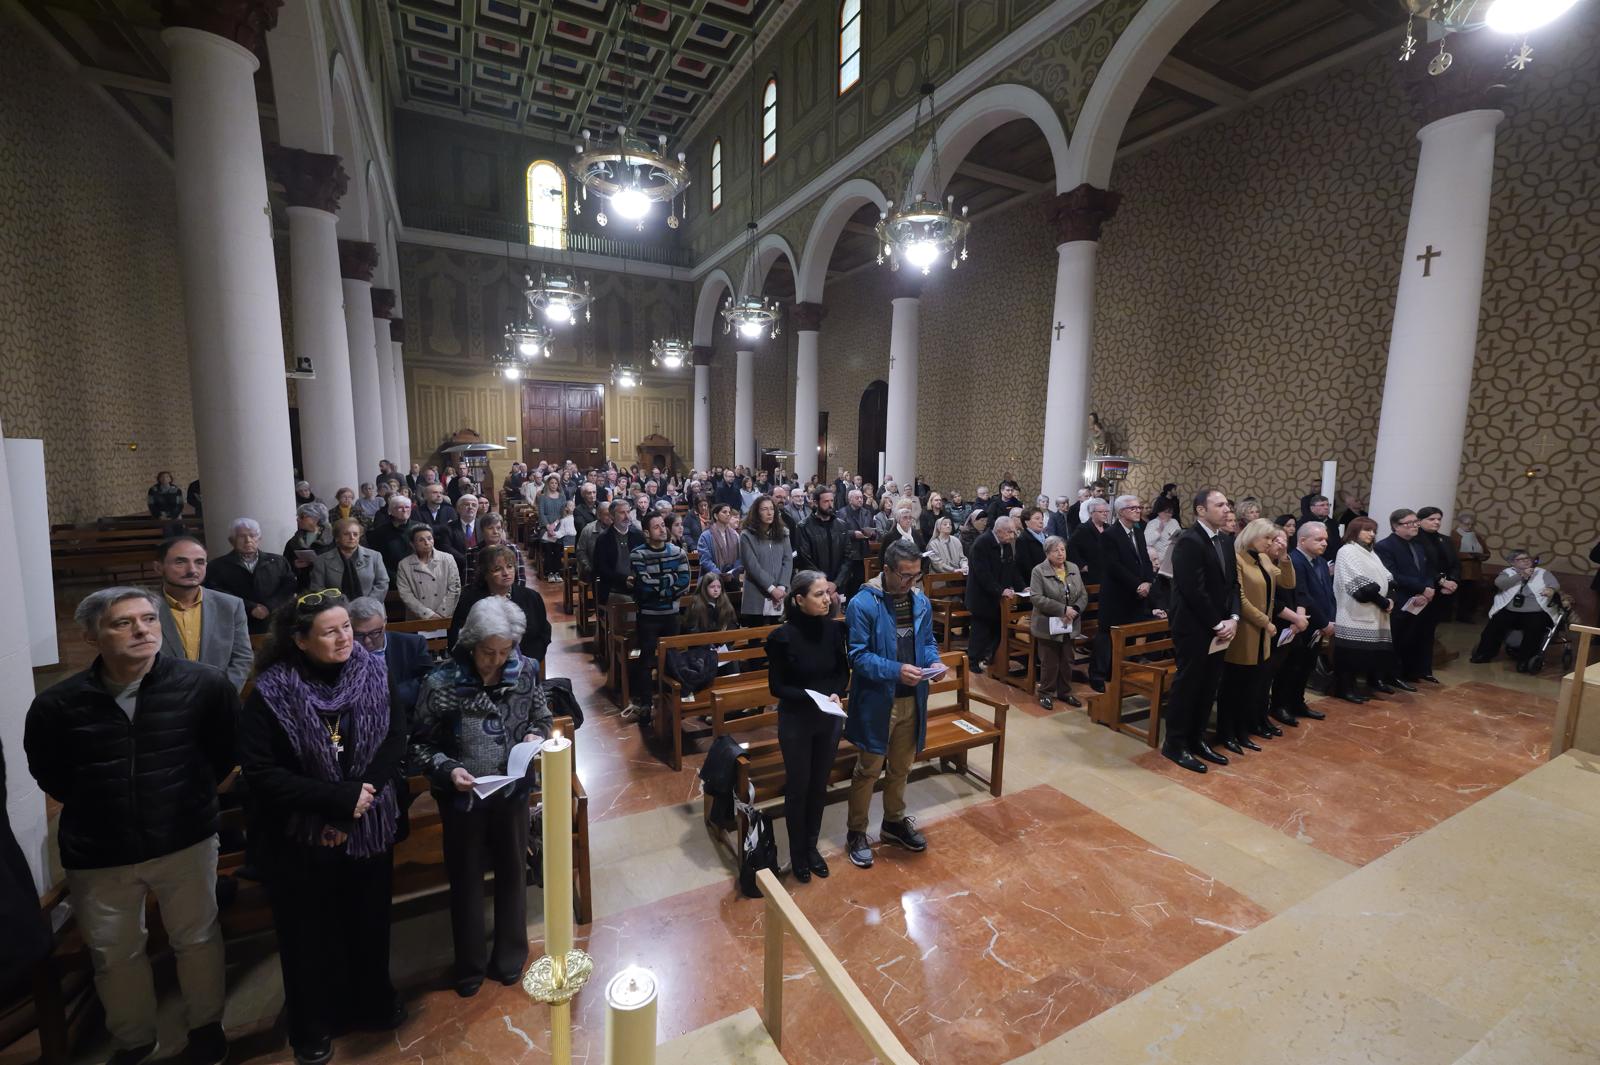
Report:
239,589,407,1065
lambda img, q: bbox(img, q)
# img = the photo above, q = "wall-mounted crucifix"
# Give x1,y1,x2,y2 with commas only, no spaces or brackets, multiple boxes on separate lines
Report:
1416,245,1442,277
1053,321,1065,340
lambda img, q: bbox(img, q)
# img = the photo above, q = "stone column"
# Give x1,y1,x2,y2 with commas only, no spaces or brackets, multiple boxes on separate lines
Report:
1040,184,1121,499
791,302,825,486
390,318,412,471
339,240,386,481
692,345,713,473
0,415,45,888
159,3,296,550
370,288,400,471
734,348,756,470
267,145,360,501
1370,33,1514,525
883,274,922,489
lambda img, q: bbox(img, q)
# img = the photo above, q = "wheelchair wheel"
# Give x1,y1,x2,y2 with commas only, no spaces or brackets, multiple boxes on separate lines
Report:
1526,653,1545,675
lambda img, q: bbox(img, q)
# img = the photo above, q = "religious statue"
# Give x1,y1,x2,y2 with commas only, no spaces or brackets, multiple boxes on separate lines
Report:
1087,411,1115,456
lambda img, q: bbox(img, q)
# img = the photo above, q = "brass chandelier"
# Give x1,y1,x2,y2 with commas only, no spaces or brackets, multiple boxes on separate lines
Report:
1396,0,1585,67
722,222,781,340
525,268,592,324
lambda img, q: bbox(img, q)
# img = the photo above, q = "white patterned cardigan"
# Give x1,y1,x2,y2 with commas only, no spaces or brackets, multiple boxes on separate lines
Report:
1333,542,1395,654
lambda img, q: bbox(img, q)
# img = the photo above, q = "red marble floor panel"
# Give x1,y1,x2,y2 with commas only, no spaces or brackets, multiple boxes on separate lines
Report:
1133,681,1556,865
291,784,1267,1065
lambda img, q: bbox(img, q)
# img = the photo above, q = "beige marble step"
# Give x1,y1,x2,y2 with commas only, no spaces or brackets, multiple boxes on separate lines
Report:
657,1007,788,1064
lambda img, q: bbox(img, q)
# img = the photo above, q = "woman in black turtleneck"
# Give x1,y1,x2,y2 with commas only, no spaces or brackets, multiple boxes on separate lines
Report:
765,569,850,884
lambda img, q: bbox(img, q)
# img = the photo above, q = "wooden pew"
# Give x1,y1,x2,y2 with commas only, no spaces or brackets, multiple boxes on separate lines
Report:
996,594,1036,691
1088,617,1175,748
711,651,1009,845
560,545,577,614
923,571,971,650
654,625,780,770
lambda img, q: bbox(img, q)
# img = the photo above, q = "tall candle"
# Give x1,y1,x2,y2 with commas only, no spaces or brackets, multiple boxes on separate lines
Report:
541,733,574,974
604,967,657,1065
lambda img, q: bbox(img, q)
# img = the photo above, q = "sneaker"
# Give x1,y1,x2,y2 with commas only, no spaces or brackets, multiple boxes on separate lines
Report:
846,830,874,868
292,1036,333,1065
187,1023,228,1065
619,703,641,720
880,816,927,852
107,1043,159,1065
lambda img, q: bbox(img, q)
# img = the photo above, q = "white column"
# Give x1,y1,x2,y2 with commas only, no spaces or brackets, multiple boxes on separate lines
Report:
791,303,823,486
371,292,399,471
390,325,412,470
693,347,712,473
339,244,386,482
883,291,920,488
0,417,46,889
163,26,297,550
734,348,755,469
1041,242,1098,497
284,203,360,499
1370,109,1503,526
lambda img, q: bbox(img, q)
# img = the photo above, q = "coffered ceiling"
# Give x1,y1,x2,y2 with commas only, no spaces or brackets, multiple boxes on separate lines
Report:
383,0,800,142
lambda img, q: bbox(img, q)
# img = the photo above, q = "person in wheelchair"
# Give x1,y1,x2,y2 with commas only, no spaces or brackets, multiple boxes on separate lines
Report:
1470,550,1563,672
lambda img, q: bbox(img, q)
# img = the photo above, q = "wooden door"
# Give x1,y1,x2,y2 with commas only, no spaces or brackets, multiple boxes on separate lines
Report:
857,380,887,482
562,383,604,464
521,382,566,465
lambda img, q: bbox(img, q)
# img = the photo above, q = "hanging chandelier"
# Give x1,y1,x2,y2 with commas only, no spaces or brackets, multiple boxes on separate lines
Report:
1396,0,1583,67
569,18,688,229
612,363,641,389
490,345,529,381
504,312,553,360
650,337,691,370
722,223,781,339
525,268,592,324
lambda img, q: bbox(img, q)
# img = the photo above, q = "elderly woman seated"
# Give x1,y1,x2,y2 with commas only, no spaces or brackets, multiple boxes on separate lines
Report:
413,598,554,998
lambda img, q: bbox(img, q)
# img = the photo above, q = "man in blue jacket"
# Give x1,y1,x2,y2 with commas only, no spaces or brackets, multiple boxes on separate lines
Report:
1276,521,1335,715
843,539,943,869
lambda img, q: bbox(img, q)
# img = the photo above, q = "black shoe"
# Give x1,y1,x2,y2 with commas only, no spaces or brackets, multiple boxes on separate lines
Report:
1162,748,1207,774
1089,679,1107,694
970,661,985,675
1297,706,1326,720
1469,655,1494,664
1417,674,1441,684
1221,739,1244,755
1237,736,1262,752
1063,693,1083,708
455,977,483,998
1269,707,1299,727
1263,723,1284,738
880,816,927,852
1036,693,1053,710
292,1039,333,1065
108,1043,160,1065
1340,692,1370,704
1386,678,1418,693
792,862,812,884
847,831,874,868
1192,741,1229,766
808,850,830,878
1371,681,1397,694
488,970,522,987
188,1024,228,1065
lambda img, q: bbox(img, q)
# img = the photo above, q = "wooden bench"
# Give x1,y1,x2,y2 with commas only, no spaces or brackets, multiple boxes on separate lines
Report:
923,571,971,650
49,526,169,583
996,594,1036,691
560,545,577,614
711,651,1009,846
654,625,780,770
1089,618,1175,748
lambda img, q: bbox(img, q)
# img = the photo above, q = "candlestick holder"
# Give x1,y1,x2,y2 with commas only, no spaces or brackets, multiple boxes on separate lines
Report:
523,949,595,1005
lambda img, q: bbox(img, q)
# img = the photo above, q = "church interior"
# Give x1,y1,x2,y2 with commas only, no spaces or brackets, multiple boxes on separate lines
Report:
1,0,1598,1063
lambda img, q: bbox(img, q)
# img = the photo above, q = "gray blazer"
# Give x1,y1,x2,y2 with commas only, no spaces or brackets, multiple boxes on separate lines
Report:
1029,560,1088,643
737,528,794,617
308,545,391,602
159,587,254,691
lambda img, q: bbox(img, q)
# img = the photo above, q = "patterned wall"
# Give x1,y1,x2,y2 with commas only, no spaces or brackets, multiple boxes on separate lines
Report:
0,12,197,524
1091,9,1600,574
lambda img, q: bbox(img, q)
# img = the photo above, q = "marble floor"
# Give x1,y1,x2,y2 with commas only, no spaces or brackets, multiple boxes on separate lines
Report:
14,583,1589,1065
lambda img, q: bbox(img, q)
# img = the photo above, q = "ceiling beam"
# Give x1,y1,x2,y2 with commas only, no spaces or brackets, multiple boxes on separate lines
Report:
1152,57,1249,108
954,161,1049,193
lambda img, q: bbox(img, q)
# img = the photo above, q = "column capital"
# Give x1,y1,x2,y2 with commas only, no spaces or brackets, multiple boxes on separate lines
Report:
158,0,283,58
1048,183,1122,244
1402,30,1517,128
338,239,378,282
791,301,827,332
266,144,348,214
371,288,397,319
890,272,924,301
389,318,405,343
692,344,714,367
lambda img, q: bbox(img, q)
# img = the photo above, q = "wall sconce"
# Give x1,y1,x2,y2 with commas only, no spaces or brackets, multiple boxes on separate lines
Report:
287,356,316,379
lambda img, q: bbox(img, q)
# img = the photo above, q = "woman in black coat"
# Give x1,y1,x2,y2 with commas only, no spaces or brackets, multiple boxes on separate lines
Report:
238,591,408,1065
448,544,552,665
765,570,849,884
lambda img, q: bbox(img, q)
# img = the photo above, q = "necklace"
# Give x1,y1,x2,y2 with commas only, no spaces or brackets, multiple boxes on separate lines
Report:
321,712,344,754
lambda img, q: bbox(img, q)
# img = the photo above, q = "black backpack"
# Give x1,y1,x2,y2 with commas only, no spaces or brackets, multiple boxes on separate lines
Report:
541,676,584,730
666,645,719,694
736,802,780,899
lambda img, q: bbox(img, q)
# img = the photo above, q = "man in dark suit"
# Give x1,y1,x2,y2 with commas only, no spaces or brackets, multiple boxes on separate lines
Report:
346,597,434,727
1163,489,1239,774
204,518,297,634
1094,494,1160,693
365,495,416,580
1373,510,1427,690
1045,496,1073,541
434,494,484,576
413,482,458,528
713,470,744,511
965,515,1023,674
1278,521,1335,714
1069,498,1109,581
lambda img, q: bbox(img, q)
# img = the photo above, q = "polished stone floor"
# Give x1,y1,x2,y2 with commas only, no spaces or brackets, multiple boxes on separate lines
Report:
13,582,1587,1065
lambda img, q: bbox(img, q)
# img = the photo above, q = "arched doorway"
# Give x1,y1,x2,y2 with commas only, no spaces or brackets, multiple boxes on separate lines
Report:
857,380,887,482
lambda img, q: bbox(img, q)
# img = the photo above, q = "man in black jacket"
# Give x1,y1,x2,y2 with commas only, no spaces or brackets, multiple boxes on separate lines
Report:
413,481,458,528
1164,489,1238,774
837,489,877,598
1374,510,1429,690
965,516,1024,673
712,469,744,511
593,500,645,604
25,587,237,1065
794,489,851,588
1094,494,1160,693
204,517,297,634
366,495,416,580
1069,498,1110,581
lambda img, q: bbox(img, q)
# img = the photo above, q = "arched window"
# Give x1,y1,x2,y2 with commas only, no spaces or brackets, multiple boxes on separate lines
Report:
526,160,566,249
839,0,862,94
710,139,722,211
761,78,777,164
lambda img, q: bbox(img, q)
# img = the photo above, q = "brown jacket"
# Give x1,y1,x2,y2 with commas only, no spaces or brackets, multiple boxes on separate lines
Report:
1225,549,1278,666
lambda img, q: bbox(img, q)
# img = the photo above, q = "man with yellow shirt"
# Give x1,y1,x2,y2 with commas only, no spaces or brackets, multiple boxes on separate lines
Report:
155,537,253,691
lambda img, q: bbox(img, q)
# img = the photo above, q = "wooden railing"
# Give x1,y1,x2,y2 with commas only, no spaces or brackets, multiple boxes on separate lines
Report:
1555,623,1599,755
756,868,917,1063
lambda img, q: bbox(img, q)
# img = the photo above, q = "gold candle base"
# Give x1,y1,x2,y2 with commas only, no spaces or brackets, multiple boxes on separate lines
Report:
523,950,594,1005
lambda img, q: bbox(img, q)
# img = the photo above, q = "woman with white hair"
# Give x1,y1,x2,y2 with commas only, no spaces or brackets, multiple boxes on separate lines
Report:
925,516,966,573
877,502,924,566
413,598,553,997
283,502,333,591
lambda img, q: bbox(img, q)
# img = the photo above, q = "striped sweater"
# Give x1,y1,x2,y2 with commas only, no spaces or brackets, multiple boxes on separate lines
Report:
630,541,690,614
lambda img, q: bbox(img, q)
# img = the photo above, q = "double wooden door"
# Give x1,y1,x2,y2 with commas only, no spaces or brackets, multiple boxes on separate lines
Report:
521,381,605,467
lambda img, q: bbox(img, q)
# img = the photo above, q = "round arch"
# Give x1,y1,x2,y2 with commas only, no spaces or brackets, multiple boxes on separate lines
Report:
329,52,368,240
365,160,387,283
754,232,798,284
265,0,334,153
692,268,737,347
795,178,889,304
1063,0,1218,189
908,83,1071,201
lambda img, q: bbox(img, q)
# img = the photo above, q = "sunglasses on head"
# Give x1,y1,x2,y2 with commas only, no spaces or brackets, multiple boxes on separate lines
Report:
296,588,346,610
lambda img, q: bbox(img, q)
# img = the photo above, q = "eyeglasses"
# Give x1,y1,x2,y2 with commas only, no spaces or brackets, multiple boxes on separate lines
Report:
352,627,386,645
295,588,345,609
1396,520,1419,528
